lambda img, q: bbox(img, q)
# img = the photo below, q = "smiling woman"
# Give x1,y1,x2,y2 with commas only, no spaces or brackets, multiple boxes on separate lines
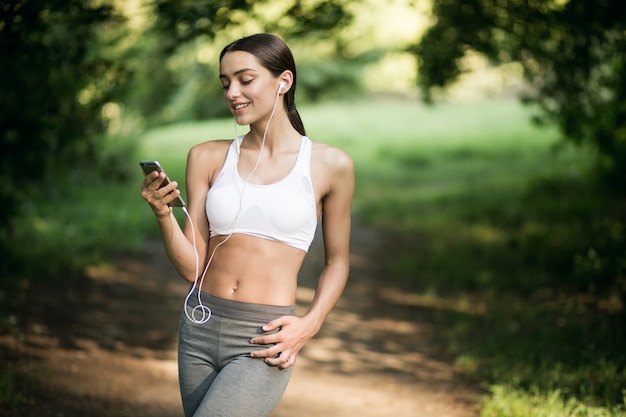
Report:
139,33,354,417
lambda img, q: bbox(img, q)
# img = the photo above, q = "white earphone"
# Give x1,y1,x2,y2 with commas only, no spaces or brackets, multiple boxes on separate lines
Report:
279,81,285,92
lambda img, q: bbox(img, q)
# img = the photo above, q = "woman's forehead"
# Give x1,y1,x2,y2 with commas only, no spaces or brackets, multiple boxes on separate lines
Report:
219,51,263,77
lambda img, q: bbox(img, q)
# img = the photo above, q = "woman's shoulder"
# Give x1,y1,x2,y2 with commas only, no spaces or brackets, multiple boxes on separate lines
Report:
189,138,233,157
186,139,234,181
188,138,234,165
310,139,354,174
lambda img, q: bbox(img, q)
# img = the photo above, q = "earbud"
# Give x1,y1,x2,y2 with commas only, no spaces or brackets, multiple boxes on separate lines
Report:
279,81,285,92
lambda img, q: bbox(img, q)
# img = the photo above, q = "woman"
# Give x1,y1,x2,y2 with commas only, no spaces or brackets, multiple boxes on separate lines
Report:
140,33,354,417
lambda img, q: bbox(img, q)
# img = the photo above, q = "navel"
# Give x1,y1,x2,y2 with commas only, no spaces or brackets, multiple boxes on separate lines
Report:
232,281,239,293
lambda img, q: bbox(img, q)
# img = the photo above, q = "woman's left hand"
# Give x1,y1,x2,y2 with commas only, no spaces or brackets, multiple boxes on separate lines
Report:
249,315,318,369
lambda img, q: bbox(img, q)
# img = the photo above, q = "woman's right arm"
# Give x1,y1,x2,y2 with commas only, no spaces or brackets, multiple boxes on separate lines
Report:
140,142,220,282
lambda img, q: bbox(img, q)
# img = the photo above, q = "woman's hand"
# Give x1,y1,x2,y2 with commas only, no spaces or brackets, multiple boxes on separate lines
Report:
249,315,320,369
140,170,182,218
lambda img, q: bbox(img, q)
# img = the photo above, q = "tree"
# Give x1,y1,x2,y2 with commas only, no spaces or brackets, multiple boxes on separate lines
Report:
150,0,353,51
130,0,358,124
411,0,626,186
0,0,128,270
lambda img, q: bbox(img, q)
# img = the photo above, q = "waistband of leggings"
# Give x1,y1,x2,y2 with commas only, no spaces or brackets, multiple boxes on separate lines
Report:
187,288,295,322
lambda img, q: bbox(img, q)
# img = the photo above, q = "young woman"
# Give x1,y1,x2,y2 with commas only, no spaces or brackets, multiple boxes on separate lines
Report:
140,33,354,417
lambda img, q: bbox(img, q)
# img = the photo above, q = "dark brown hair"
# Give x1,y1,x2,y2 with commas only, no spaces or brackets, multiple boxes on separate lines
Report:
220,33,305,136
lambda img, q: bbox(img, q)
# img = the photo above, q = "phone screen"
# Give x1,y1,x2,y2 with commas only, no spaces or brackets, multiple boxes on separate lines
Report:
139,160,186,207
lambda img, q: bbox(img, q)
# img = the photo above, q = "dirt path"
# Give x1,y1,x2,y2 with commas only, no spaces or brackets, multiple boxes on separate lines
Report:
1,222,481,416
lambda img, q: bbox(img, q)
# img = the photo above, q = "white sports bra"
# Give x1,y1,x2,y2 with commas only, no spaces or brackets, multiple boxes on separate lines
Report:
205,135,318,252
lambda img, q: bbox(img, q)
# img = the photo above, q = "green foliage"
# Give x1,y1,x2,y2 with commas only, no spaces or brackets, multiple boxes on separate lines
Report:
0,0,128,184
127,0,365,126
1,170,146,283
480,386,626,417
386,173,626,296
151,0,353,51
297,58,366,101
412,0,626,187
0,367,35,414
0,0,130,274
445,290,626,407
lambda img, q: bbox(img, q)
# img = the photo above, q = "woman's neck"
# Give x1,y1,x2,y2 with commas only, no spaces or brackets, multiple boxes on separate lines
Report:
246,117,300,153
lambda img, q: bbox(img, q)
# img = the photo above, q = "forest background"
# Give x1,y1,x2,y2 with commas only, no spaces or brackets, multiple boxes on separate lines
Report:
1,0,625,416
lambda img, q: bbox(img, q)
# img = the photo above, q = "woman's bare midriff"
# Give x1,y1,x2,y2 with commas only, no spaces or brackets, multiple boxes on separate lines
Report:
198,234,307,306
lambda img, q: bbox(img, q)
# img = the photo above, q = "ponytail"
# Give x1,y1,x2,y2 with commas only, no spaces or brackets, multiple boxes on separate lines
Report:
284,91,305,136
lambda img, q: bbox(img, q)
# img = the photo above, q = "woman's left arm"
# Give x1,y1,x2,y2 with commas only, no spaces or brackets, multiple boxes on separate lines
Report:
250,146,355,368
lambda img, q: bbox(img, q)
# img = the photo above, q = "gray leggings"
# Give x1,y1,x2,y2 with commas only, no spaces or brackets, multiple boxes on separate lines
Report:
178,288,296,417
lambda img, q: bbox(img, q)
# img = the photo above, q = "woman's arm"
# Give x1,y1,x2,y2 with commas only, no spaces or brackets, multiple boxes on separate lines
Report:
250,145,355,368
140,142,222,282
301,146,355,333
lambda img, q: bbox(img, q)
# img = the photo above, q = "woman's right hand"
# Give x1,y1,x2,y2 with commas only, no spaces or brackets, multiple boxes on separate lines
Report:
140,170,182,218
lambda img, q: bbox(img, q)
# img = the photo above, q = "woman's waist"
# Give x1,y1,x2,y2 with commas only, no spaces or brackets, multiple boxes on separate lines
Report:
198,267,298,306
186,287,295,322
199,235,304,304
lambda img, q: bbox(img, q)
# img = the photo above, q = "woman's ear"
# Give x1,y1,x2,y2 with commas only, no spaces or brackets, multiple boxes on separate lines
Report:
278,71,294,94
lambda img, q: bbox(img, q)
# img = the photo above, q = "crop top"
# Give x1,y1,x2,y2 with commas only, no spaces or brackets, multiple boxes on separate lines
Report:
205,135,318,252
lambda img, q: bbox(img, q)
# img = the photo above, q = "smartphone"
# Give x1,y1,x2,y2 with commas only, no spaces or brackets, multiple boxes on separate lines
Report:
139,160,186,207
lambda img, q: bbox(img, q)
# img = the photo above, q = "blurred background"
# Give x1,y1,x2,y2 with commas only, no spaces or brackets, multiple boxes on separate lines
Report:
1,0,625,416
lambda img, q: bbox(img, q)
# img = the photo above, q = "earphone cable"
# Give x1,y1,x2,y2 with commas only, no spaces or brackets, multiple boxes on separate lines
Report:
181,83,283,324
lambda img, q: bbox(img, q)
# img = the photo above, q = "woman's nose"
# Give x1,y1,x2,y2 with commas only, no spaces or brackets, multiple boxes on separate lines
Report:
226,84,240,99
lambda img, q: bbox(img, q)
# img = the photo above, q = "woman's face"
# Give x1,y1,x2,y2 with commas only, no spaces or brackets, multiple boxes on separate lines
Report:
219,51,280,126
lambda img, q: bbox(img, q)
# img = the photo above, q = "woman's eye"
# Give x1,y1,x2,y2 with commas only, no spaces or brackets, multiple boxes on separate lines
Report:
222,85,230,91
241,79,253,85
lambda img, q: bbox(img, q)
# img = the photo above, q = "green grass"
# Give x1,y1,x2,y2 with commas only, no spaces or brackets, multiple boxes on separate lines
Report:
480,386,625,417
4,97,625,416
